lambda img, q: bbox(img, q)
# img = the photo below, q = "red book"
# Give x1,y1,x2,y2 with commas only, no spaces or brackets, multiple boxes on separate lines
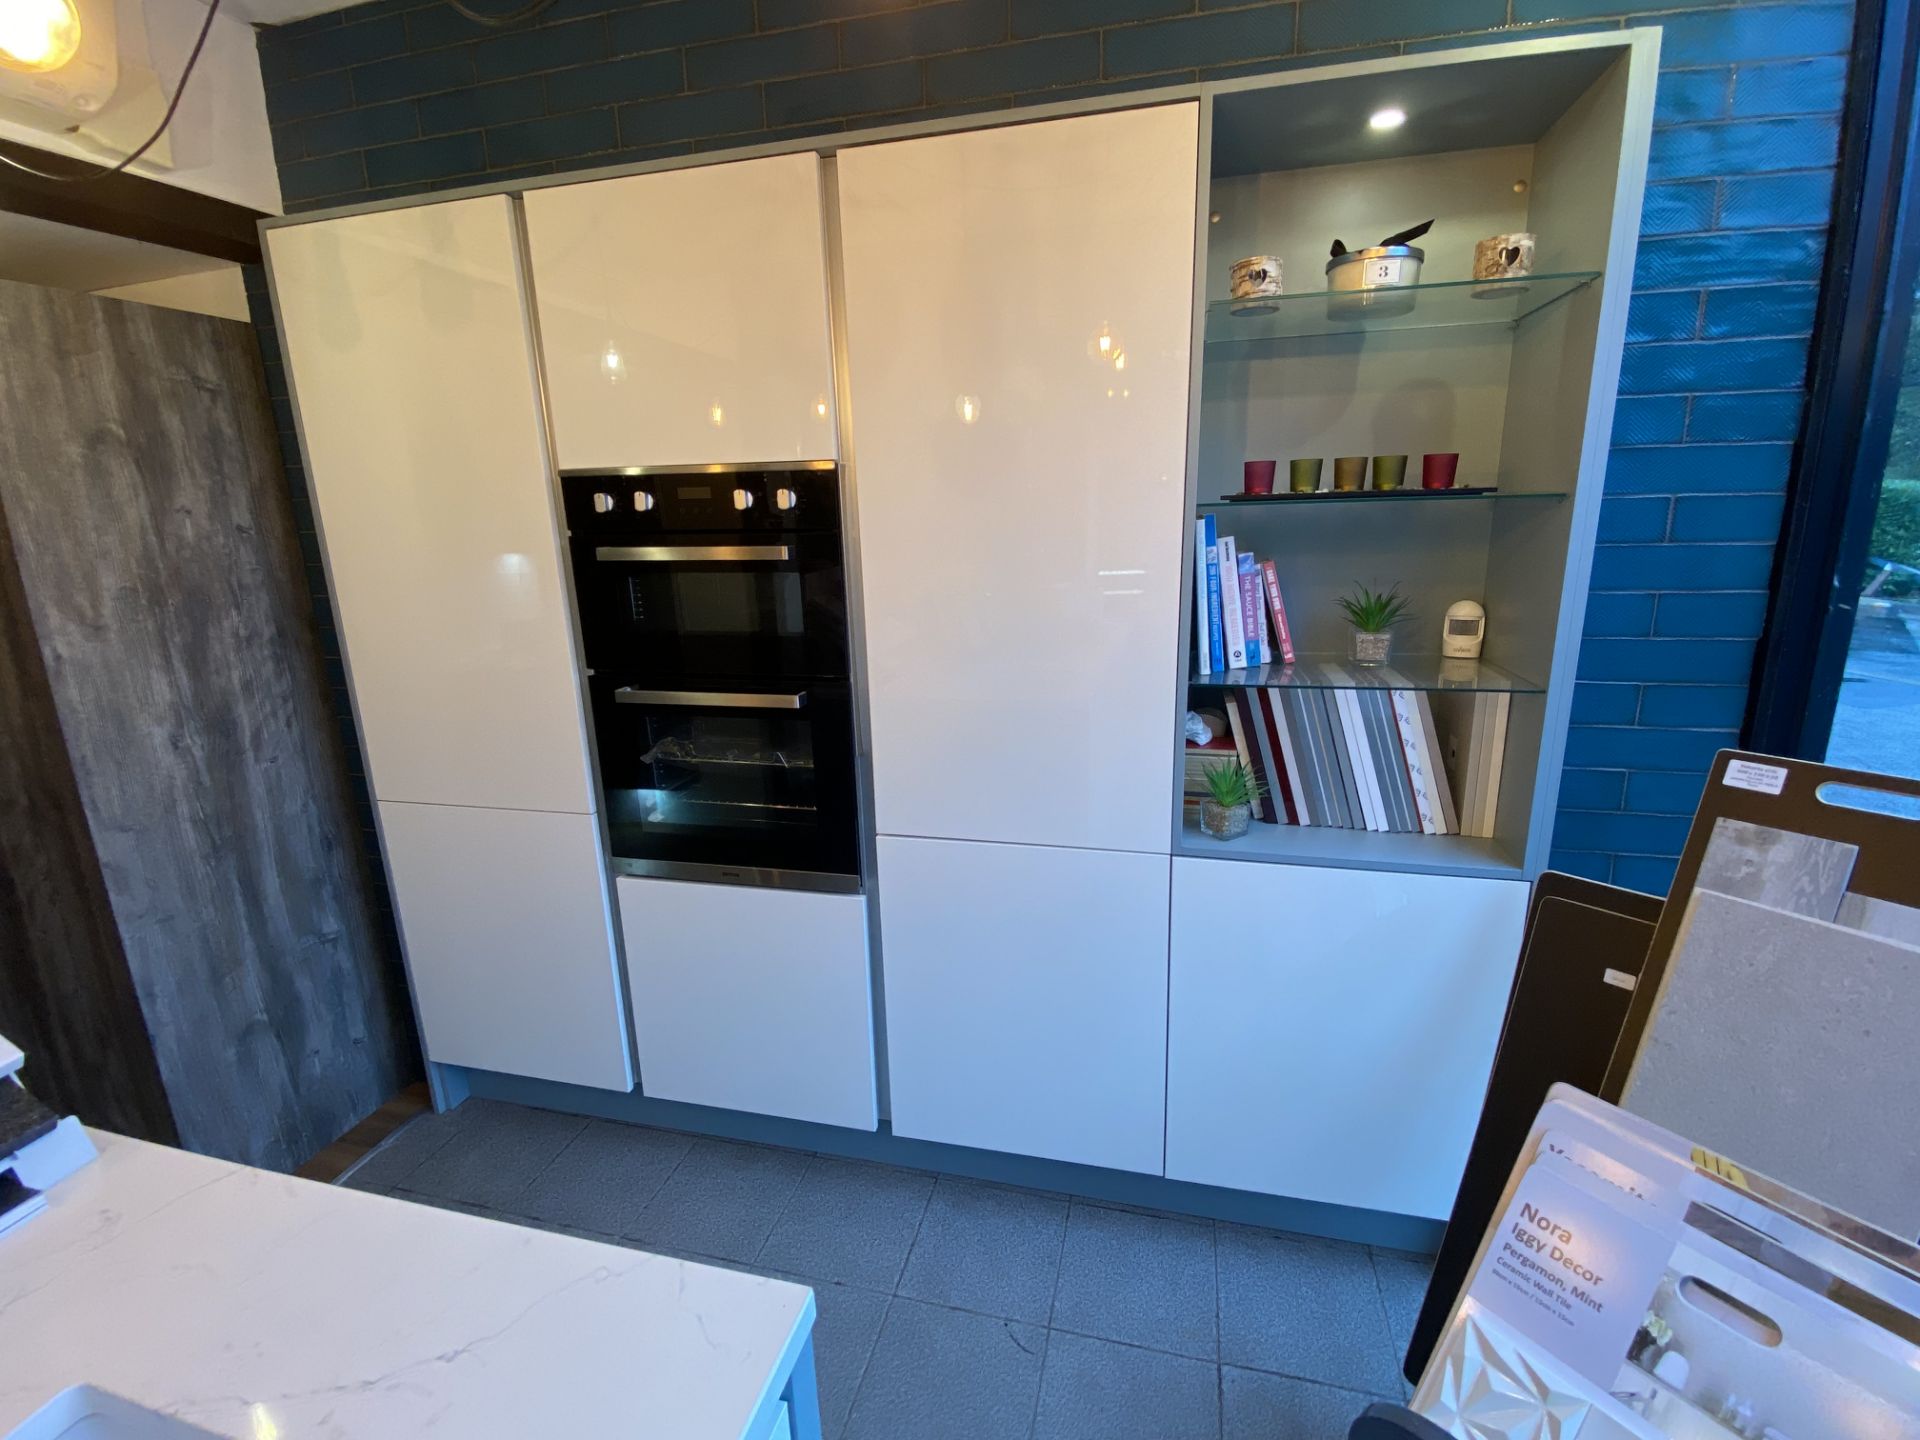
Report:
1254,689,1299,825
1260,559,1297,665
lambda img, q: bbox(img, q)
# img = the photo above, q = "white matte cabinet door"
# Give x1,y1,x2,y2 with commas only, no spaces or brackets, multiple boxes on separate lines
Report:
524,154,837,469
838,106,1199,853
1166,858,1527,1218
878,836,1169,1174
616,877,875,1130
380,802,631,1090
266,198,593,814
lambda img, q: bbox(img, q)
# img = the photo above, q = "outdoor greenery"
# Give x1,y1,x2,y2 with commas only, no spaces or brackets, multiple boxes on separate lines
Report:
1868,475,1920,597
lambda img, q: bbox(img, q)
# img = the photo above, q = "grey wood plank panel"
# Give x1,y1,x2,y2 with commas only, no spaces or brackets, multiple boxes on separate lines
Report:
1695,816,1858,922
0,278,415,1169
0,491,178,1142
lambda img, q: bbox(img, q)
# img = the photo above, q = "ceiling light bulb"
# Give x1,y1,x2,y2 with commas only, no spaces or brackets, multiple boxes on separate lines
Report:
1368,106,1407,132
0,0,82,72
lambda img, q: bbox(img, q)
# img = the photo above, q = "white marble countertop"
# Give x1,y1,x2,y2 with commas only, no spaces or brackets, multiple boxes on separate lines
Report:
0,1131,815,1438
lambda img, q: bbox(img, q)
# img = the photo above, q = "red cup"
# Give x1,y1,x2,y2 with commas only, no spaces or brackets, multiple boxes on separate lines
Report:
1421,452,1461,490
1244,460,1277,496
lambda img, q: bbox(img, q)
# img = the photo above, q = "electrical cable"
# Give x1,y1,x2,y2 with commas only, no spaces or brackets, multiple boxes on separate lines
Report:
0,0,223,183
442,0,560,28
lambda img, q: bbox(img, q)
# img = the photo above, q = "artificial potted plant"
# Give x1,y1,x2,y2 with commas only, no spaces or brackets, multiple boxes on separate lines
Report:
1199,758,1264,841
1336,583,1411,667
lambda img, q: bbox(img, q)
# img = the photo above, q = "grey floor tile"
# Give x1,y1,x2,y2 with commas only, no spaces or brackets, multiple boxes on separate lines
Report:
497,1120,692,1236
772,1277,891,1440
1049,1202,1218,1360
1030,1330,1219,1440
1221,1365,1389,1440
842,1298,1045,1440
897,1177,1069,1323
1371,1249,1434,1382
625,1136,811,1262
757,1156,935,1290
337,1109,464,1192
396,1100,588,1210
1217,1226,1402,1395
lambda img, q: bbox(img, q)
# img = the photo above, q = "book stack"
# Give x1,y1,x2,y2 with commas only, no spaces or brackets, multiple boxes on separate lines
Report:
1182,733,1237,815
1190,681,1510,837
1193,514,1295,674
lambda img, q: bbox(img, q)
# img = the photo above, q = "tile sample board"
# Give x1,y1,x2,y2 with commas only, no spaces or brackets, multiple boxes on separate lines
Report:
1621,888,1920,1238
1694,816,1857,920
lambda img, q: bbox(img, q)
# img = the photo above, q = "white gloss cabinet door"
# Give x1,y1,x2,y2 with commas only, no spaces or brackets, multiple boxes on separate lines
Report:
1166,858,1528,1218
616,877,876,1130
878,836,1169,1174
524,154,837,469
267,198,593,815
380,802,632,1090
838,106,1199,853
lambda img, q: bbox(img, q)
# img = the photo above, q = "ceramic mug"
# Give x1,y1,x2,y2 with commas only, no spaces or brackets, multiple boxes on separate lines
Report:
1473,232,1536,281
1229,255,1284,301
1244,460,1277,496
1372,455,1409,491
1289,458,1324,493
1422,452,1461,490
1332,457,1368,492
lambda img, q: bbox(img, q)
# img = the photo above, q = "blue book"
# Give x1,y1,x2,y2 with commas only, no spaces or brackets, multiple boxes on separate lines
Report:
1202,515,1226,672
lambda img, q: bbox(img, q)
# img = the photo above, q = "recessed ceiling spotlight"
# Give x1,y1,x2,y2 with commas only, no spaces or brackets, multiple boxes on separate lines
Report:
1369,106,1407,132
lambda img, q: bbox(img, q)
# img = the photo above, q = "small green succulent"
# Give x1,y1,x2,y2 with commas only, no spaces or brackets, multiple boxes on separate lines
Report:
1202,759,1265,808
1336,583,1412,633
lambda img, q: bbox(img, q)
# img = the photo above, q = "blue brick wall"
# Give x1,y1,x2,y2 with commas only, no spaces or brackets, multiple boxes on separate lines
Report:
252,0,1857,895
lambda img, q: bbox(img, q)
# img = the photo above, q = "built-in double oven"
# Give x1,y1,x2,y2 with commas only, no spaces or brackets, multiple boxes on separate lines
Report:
562,465,861,893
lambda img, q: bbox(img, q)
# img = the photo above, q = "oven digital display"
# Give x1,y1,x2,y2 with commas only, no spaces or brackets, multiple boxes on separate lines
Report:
677,484,713,500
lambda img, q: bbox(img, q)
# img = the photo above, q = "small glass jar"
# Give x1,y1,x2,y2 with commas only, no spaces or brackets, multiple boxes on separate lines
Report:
1200,800,1251,840
1351,628,1394,667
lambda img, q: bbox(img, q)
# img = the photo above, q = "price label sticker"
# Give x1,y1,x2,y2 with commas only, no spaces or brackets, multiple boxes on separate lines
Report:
1722,758,1787,794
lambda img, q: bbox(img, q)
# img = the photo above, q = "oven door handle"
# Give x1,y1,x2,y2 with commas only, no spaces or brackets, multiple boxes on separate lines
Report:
614,687,808,710
594,544,792,563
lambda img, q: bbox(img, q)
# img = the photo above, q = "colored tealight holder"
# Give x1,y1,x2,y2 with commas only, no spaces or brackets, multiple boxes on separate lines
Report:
1422,452,1462,490
1289,458,1324,493
1244,460,1277,496
1332,456,1368,492
1372,454,1409,491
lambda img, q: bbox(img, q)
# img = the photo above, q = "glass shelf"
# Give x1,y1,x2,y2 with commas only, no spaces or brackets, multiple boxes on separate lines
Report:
1190,654,1543,693
1200,487,1567,508
1177,814,1522,881
1205,271,1601,346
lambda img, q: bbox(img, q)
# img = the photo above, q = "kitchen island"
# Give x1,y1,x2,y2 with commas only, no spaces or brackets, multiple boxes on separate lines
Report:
0,1130,818,1439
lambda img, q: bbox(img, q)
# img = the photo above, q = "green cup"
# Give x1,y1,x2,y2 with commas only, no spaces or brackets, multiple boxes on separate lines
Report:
1332,456,1367,492
1289,458,1323,493
1371,454,1409,491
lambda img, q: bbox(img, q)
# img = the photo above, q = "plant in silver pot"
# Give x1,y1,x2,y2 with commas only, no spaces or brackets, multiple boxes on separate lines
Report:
1337,583,1412,667
1199,758,1264,841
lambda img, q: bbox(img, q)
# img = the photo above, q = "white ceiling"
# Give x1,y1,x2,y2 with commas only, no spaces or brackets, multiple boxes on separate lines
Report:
0,210,236,290
227,0,380,26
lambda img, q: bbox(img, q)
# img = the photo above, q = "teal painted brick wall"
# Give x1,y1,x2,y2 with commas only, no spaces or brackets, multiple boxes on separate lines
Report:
251,0,1858,896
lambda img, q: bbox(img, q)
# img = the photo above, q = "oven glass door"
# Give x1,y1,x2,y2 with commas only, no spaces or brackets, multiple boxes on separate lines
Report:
574,533,847,681
593,679,859,883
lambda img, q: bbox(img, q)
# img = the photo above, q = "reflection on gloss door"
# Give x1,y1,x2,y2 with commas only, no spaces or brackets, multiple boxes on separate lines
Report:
563,467,862,892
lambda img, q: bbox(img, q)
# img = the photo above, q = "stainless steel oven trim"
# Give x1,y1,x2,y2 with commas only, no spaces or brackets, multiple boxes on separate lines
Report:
562,461,838,477
594,544,793,563
615,687,808,709
614,856,862,894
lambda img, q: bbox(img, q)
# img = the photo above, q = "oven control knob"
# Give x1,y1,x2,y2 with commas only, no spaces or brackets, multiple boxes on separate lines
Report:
632,490,656,512
774,487,799,511
732,487,756,511
592,492,617,514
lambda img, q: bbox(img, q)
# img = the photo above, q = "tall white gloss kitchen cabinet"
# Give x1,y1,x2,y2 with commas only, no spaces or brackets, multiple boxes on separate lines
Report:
522,153,838,470
1166,858,1529,1219
267,196,632,1092
836,105,1200,854
877,836,1170,1174
615,877,876,1130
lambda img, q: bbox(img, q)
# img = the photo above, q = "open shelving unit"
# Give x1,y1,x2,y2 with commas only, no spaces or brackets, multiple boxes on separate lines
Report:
1170,39,1646,883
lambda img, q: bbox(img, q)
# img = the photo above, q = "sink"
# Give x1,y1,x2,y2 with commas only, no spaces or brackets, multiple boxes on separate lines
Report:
8,1389,225,1440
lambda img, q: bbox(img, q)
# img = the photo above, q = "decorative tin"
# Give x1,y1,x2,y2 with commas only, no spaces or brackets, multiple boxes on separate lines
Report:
1473,232,1536,281
1326,245,1424,317
1228,255,1284,313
